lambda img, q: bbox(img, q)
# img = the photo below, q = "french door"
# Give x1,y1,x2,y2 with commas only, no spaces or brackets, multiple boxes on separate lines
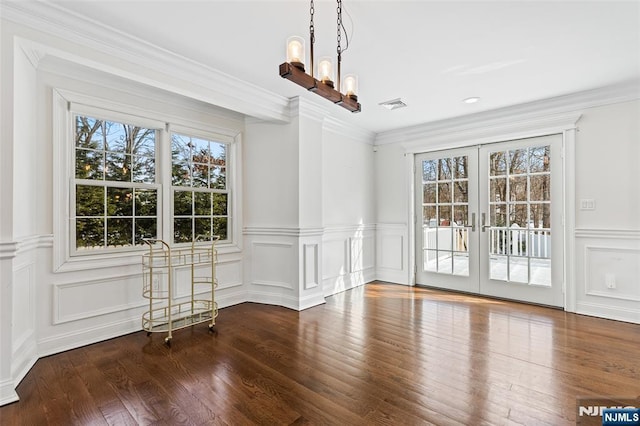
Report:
415,134,564,307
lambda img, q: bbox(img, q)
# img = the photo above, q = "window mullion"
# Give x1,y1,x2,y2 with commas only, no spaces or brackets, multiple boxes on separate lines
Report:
161,123,172,244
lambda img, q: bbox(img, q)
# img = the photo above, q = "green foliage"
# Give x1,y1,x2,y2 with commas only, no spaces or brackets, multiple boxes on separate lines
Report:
74,117,230,249
171,133,229,244
74,115,158,250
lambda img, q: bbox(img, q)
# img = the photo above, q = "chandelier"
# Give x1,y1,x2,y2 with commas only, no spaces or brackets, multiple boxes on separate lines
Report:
279,0,361,113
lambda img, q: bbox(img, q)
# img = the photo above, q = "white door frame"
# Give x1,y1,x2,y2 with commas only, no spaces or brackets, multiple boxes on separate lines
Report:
404,113,581,312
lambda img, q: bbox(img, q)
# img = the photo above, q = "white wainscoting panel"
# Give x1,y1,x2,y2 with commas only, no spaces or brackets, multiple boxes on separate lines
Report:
350,235,375,273
217,258,243,290
323,225,375,296
11,262,37,383
323,238,348,281
250,242,295,289
53,273,145,324
585,246,640,301
303,243,319,290
12,263,35,352
575,229,640,324
376,223,409,284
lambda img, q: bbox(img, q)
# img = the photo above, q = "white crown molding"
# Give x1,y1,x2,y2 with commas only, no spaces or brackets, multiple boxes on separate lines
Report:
376,80,640,146
403,111,583,154
17,41,47,69
323,116,376,145
48,69,246,131
290,97,328,122
243,96,375,146
1,1,290,123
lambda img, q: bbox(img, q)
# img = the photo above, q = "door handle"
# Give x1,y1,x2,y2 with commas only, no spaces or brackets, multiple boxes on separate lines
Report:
461,212,476,231
481,213,490,232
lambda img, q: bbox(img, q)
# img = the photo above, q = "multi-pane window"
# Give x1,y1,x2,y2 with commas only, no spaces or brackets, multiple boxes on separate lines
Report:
422,157,470,275
488,145,551,285
71,109,234,255
74,115,158,251
171,133,229,243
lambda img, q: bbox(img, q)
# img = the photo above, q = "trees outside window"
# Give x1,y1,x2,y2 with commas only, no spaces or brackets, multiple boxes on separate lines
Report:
171,133,229,244
74,115,158,250
73,114,232,253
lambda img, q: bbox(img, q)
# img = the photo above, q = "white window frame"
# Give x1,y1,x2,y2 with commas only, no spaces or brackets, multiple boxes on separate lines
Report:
70,109,163,256
168,124,235,246
53,89,242,272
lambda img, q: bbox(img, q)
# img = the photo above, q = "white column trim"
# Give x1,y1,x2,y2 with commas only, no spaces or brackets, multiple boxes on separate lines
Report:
564,127,578,313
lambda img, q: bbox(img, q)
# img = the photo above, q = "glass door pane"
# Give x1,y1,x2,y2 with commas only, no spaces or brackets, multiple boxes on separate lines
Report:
487,145,551,285
415,148,479,293
479,134,563,307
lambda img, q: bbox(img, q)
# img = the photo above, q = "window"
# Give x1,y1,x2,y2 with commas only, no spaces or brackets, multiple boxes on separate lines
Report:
171,133,229,243
54,89,240,270
73,114,159,251
70,109,236,255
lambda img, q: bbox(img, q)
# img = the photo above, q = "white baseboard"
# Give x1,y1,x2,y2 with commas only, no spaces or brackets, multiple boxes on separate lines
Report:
0,379,20,406
376,268,410,285
576,302,640,324
323,268,376,296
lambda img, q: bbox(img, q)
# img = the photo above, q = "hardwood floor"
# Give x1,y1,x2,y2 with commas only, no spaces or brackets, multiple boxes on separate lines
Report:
2,282,639,425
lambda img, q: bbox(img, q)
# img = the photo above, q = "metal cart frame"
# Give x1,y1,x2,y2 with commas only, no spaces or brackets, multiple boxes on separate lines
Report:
141,237,219,345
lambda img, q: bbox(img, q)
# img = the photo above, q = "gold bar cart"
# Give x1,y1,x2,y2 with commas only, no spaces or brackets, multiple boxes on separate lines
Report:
141,237,219,345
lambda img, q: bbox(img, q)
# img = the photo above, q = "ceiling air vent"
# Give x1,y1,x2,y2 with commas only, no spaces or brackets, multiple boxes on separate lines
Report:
378,98,407,110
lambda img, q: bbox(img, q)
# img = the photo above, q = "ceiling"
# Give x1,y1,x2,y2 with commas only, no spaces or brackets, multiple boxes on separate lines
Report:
48,0,640,133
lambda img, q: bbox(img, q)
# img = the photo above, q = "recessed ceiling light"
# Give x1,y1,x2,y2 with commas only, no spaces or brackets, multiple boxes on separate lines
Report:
463,97,480,104
379,98,407,110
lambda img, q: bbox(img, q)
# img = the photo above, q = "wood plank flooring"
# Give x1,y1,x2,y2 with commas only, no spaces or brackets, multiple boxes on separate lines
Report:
1,282,639,425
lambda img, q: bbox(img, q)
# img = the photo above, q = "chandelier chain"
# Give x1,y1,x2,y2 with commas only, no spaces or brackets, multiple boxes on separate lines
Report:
309,0,315,44
336,0,342,56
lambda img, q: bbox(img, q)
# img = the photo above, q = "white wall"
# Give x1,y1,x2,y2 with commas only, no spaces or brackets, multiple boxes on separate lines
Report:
373,98,640,324
573,100,640,323
374,142,412,284
0,21,20,405
575,101,640,230
243,119,299,228
322,125,375,227
243,105,376,309
322,122,376,295
10,41,39,398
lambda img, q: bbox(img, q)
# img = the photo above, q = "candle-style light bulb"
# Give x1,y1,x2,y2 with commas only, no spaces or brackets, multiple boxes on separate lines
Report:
286,36,305,71
343,74,358,101
318,57,334,88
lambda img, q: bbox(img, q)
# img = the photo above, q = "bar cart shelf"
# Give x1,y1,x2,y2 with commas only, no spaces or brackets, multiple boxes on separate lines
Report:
141,237,219,345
